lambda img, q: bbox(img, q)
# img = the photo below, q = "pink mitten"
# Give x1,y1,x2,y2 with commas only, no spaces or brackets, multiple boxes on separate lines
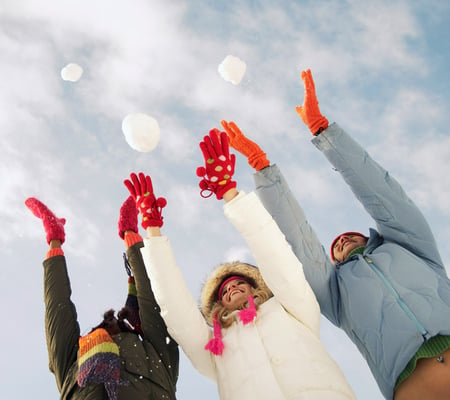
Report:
118,196,139,239
25,197,66,244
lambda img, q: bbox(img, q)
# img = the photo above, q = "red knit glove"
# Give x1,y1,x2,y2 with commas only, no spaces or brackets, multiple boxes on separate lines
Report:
196,128,237,200
123,172,167,229
118,196,139,239
25,197,66,244
220,120,270,171
295,69,329,136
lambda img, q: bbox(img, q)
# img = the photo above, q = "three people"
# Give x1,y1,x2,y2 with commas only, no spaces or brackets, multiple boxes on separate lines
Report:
222,69,450,399
123,130,356,399
25,196,179,400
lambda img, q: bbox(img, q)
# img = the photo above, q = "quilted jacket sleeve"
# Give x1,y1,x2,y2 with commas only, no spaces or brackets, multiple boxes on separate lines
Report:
254,164,340,324
313,123,445,273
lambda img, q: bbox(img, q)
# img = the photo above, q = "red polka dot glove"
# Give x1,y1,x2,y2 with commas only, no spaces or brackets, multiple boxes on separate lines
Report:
196,128,237,200
123,172,167,229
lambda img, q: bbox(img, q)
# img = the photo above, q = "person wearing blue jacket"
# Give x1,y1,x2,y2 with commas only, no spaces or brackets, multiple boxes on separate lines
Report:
220,69,450,400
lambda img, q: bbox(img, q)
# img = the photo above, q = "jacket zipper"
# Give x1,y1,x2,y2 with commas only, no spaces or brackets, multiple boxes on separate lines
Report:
363,256,430,339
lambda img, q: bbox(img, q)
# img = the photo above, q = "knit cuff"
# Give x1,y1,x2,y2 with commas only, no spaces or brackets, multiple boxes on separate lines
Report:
124,231,143,248
46,248,64,259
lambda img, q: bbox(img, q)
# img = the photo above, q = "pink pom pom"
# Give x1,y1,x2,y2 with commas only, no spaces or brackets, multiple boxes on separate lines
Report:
204,337,224,356
238,295,257,325
205,315,224,356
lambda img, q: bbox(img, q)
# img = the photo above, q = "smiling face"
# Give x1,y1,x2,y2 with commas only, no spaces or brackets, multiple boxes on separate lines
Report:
219,278,253,311
332,232,368,263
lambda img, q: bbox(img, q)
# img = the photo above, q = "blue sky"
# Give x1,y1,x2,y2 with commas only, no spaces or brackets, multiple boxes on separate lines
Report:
1,1,450,399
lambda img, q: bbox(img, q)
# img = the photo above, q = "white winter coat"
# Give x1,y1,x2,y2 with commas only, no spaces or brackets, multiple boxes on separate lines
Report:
141,191,355,400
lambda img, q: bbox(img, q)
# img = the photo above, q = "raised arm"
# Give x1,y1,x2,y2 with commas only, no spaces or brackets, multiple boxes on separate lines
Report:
197,128,321,333
221,120,340,324
124,172,216,381
117,195,179,377
295,69,443,270
25,197,80,392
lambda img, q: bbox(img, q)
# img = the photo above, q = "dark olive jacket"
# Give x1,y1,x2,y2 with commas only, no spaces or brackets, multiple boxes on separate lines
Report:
43,241,179,399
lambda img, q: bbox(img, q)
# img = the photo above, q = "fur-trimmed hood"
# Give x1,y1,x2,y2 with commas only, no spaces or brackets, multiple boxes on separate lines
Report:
200,261,271,325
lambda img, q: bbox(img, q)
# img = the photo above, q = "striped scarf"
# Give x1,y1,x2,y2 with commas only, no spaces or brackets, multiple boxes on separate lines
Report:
77,328,124,400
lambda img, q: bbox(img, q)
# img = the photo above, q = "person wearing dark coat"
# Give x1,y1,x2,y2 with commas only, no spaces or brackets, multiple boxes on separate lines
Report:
25,195,179,400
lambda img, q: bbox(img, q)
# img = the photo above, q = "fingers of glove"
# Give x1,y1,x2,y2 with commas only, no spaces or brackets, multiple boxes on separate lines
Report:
301,69,313,90
303,69,317,104
199,141,214,164
228,121,243,138
305,69,316,93
301,69,308,81
137,172,148,196
208,129,223,159
219,130,231,160
229,153,236,170
124,179,137,198
130,172,142,197
142,174,155,197
228,121,259,150
220,120,237,142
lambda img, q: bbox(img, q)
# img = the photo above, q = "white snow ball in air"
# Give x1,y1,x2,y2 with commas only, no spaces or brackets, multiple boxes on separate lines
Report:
218,55,247,85
122,113,160,152
60,63,83,82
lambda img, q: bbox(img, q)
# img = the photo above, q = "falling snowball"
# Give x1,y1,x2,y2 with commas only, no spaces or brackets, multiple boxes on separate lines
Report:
218,55,247,85
60,63,83,82
122,113,160,152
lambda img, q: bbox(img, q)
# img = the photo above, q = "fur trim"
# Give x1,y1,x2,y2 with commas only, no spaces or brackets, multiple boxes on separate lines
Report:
200,261,271,325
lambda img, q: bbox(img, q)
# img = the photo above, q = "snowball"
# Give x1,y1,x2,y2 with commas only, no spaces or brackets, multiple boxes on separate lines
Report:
60,63,83,82
218,55,247,85
122,113,160,152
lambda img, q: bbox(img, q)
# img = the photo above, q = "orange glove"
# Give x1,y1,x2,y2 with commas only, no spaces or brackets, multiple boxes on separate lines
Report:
220,120,270,171
295,69,329,136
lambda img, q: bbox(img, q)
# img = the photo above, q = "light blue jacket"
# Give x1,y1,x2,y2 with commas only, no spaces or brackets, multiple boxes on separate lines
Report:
254,122,450,399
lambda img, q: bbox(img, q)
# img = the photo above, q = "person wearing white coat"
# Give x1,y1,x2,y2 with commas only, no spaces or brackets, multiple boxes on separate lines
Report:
123,131,355,400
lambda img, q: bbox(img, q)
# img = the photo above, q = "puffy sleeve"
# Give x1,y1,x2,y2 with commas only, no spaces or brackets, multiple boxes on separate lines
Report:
224,191,321,335
140,236,218,381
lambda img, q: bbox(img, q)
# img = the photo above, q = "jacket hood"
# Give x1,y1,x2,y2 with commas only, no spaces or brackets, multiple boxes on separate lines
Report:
200,261,270,325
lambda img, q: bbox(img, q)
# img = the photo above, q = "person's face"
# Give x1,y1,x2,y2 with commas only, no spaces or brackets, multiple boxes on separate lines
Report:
220,278,253,311
332,233,368,263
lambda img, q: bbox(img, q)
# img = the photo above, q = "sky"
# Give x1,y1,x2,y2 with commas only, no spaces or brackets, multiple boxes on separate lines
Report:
1,0,450,399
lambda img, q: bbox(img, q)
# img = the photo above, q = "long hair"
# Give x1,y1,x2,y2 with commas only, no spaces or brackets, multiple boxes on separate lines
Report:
210,285,273,329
